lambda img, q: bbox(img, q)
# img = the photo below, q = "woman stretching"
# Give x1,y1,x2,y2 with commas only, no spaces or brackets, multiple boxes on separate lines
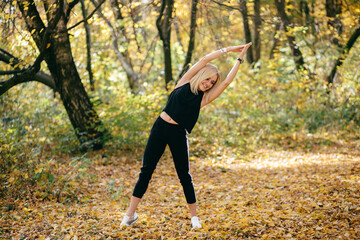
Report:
121,42,252,229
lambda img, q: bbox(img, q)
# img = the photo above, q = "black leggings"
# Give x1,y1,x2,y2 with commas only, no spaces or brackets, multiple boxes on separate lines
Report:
133,117,196,204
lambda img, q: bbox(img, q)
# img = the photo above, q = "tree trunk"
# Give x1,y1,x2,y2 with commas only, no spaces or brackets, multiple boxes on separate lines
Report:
325,0,342,33
156,0,174,88
18,0,106,151
269,22,281,59
173,16,185,51
80,0,95,91
327,25,360,86
300,0,316,36
109,0,139,93
274,0,306,71
300,0,309,26
325,0,343,46
253,0,261,62
92,0,142,93
178,0,198,81
238,0,254,64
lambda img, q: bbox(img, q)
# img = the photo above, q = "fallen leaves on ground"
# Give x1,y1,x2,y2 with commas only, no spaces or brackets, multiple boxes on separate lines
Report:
1,143,360,239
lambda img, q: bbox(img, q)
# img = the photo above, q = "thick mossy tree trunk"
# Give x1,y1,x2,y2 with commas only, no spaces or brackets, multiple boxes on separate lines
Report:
18,0,106,151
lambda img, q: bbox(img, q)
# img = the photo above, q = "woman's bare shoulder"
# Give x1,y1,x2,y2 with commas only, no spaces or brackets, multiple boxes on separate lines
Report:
175,77,191,89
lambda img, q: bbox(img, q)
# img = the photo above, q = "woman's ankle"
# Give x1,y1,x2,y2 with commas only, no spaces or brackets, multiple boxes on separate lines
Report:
188,202,197,217
126,211,135,217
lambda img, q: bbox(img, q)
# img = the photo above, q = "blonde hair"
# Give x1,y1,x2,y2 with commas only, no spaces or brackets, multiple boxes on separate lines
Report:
190,64,220,94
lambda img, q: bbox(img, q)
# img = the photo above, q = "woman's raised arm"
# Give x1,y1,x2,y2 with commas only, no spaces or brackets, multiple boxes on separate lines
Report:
201,42,252,108
176,45,248,88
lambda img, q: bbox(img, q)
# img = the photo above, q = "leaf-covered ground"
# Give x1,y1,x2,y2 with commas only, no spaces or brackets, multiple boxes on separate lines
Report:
1,142,360,239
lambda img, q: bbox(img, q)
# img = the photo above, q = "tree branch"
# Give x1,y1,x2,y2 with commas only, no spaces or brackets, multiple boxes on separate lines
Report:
67,0,106,31
210,0,238,11
66,0,81,19
0,49,17,62
0,71,55,96
0,1,63,96
327,25,360,86
0,69,27,75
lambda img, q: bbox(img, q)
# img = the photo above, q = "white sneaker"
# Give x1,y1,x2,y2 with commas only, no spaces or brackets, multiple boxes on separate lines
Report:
191,216,202,229
120,212,139,226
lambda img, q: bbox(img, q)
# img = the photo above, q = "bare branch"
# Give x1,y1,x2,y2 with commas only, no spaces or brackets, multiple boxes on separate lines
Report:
129,4,142,52
0,49,18,62
67,0,106,31
66,0,81,18
140,34,158,73
209,0,239,11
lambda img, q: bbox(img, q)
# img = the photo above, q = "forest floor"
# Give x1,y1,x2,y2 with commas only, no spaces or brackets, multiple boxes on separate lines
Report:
1,141,360,239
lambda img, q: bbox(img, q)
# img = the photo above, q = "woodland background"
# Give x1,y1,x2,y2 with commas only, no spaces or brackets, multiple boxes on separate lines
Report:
1,0,360,239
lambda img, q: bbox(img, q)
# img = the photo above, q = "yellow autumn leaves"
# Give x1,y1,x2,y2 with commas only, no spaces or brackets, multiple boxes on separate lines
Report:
1,143,359,239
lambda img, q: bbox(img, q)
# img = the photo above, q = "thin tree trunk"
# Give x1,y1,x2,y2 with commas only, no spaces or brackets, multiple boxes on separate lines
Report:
18,0,106,151
327,25,360,86
239,0,254,64
178,0,198,81
173,16,184,50
269,22,281,59
253,0,261,62
156,0,174,88
91,0,142,93
80,0,95,91
300,0,316,37
274,0,306,71
109,0,138,93
300,0,309,26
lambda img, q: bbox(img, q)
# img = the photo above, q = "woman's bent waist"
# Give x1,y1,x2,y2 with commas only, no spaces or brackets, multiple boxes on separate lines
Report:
160,111,179,125
156,113,187,133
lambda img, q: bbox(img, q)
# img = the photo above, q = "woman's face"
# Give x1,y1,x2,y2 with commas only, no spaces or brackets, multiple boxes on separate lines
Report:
198,74,218,92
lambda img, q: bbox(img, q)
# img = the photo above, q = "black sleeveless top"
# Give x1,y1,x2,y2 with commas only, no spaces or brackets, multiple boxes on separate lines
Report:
163,82,204,133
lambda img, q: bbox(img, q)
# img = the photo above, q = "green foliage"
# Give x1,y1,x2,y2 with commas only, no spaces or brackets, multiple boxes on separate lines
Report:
1,42,360,200
195,45,360,154
94,82,169,152
1,83,82,201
